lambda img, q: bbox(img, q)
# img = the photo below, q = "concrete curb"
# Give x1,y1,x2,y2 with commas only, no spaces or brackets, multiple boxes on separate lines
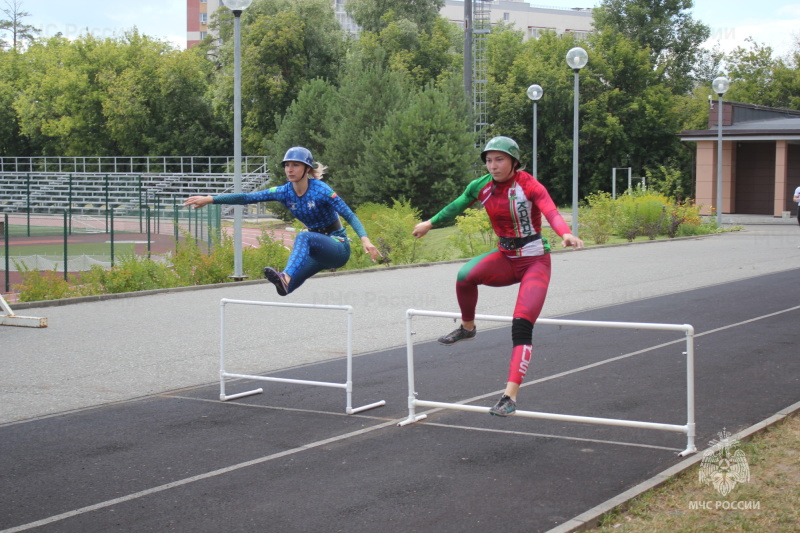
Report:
546,400,800,532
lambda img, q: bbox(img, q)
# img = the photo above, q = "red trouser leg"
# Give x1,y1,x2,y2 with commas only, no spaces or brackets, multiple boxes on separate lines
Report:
507,344,533,384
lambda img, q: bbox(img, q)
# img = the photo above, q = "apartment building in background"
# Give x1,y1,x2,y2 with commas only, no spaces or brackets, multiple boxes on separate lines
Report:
442,0,593,41
187,0,223,49
186,0,593,48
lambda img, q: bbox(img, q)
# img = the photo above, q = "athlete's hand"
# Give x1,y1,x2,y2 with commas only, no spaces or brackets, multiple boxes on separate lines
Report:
361,237,382,262
184,196,213,209
412,220,433,238
561,233,584,249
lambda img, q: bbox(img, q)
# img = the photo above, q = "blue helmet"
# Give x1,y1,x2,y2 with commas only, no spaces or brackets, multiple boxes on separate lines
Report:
282,146,314,167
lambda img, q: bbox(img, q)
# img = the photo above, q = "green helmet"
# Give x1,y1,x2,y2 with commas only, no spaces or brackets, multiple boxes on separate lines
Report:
481,136,522,165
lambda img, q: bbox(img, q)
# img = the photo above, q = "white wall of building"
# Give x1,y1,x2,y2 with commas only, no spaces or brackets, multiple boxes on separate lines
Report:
442,0,594,40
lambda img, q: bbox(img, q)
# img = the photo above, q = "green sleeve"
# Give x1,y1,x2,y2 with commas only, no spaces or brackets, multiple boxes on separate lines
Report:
429,174,492,226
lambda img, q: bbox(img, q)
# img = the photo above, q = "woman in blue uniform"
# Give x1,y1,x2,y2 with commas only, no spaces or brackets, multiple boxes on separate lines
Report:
184,147,381,295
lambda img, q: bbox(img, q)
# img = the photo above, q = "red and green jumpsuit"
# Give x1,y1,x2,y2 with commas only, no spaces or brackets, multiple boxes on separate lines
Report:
430,170,572,385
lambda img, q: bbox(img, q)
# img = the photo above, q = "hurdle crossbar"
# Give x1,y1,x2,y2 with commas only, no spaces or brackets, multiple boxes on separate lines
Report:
0,294,47,328
399,309,697,456
219,298,385,414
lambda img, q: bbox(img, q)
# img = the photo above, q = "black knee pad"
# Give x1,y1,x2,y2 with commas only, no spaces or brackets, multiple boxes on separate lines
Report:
511,318,533,346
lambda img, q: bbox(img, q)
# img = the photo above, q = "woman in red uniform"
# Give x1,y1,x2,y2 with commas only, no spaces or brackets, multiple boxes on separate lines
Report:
412,136,583,417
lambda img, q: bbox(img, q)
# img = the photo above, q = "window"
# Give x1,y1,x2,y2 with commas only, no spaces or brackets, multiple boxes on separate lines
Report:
528,27,554,40
503,12,509,21
200,13,208,25
565,30,590,41
199,31,208,40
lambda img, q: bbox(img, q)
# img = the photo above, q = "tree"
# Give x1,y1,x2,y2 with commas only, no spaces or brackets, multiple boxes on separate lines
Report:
490,29,688,205
351,75,477,216
592,0,710,94
321,60,414,200
0,48,29,155
102,39,229,155
13,31,227,156
724,39,800,110
0,0,39,51
263,77,337,220
352,14,462,87
345,0,444,34
209,0,345,153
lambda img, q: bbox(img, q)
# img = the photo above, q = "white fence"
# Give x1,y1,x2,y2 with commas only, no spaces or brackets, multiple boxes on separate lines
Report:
218,299,385,415
399,309,697,456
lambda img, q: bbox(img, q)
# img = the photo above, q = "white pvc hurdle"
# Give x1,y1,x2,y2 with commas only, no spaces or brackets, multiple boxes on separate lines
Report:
399,309,697,456
219,299,385,414
0,293,47,328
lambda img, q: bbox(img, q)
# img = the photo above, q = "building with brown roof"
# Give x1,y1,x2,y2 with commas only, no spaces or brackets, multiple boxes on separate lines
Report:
680,101,800,217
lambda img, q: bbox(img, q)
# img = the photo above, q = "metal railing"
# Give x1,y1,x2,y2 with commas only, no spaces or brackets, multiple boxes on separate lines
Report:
0,156,268,175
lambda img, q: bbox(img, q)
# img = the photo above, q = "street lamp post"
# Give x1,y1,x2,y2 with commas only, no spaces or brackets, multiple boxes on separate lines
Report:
566,47,588,236
712,76,730,227
228,0,253,280
526,84,543,177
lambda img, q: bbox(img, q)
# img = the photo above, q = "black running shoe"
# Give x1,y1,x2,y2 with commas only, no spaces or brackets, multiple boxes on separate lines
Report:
489,395,517,417
263,267,289,296
437,325,477,345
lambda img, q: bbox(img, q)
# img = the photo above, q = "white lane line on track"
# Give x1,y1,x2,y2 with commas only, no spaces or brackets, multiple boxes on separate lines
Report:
0,419,398,533
423,423,683,452
162,393,391,420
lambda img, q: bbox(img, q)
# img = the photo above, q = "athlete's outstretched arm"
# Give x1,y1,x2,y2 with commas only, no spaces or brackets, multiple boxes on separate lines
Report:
184,196,213,209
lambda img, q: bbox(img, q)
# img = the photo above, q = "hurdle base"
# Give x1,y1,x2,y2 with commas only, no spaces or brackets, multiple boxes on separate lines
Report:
397,413,428,426
0,315,48,328
678,444,697,457
1,294,47,328
347,400,387,415
220,388,263,401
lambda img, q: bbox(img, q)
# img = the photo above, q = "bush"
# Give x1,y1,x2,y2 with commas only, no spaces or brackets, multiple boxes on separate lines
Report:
14,266,78,302
448,208,495,256
344,199,422,269
81,253,179,293
664,200,703,238
580,192,616,245
636,195,668,240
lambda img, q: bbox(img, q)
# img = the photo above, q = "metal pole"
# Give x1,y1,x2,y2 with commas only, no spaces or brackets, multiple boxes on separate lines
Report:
533,101,538,177
110,206,115,267
4,213,9,293
63,211,68,281
104,174,109,233
146,206,151,259
26,173,30,237
138,175,143,233
612,168,617,199
232,10,245,280
68,174,73,235
571,70,580,236
173,196,179,244
716,94,723,226
463,0,473,99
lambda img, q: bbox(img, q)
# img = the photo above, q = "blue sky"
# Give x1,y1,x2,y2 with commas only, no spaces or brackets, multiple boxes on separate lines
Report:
12,0,800,57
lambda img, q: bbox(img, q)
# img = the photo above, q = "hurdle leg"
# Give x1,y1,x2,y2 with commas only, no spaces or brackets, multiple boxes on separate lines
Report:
343,309,386,414
680,331,698,456
398,310,427,426
219,299,263,401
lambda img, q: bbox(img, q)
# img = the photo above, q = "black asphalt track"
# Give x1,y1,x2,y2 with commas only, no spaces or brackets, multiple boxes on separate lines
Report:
2,269,799,533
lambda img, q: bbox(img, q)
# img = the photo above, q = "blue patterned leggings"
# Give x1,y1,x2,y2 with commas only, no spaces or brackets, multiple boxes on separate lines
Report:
284,230,351,293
